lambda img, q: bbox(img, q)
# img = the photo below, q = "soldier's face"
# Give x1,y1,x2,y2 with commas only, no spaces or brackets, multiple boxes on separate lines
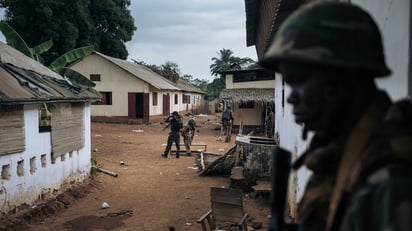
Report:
279,63,340,131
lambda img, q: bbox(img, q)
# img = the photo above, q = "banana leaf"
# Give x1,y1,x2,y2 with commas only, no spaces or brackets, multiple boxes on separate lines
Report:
49,45,94,70
31,39,53,63
31,39,53,55
56,67,96,87
0,20,33,58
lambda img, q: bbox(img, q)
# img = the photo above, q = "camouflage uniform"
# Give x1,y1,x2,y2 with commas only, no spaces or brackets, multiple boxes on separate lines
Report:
162,112,183,158
295,93,412,231
222,107,234,142
182,119,196,156
259,2,412,231
265,110,275,138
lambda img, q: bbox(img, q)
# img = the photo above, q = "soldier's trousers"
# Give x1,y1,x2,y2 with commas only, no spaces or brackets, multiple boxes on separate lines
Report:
223,125,232,142
164,132,180,157
183,134,192,154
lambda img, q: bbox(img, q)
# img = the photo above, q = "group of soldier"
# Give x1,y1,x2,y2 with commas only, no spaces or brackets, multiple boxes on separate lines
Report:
161,111,196,158
161,107,235,158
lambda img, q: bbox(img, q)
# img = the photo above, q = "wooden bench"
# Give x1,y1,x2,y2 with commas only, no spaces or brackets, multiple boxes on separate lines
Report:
162,143,207,152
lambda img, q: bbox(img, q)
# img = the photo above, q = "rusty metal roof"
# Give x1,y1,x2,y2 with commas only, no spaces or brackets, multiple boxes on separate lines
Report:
0,42,101,105
91,52,180,91
175,78,205,94
245,0,303,58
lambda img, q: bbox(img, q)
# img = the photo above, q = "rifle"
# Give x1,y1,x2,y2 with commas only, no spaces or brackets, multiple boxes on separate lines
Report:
268,147,302,231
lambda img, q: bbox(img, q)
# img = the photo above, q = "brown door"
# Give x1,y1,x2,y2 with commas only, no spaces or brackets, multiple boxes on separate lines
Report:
163,94,170,116
128,93,136,118
128,92,145,119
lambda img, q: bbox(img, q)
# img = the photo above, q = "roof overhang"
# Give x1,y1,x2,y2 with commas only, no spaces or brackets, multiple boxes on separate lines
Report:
219,88,274,104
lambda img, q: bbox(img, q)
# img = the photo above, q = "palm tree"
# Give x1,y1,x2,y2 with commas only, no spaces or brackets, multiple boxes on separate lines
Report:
209,48,256,77
210,49,235,77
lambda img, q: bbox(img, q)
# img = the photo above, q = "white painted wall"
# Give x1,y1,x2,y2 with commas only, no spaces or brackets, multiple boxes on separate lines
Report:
274,75,311,213
233,103,265,126
0,104,92,213
353,0,411,100
71,55,150,117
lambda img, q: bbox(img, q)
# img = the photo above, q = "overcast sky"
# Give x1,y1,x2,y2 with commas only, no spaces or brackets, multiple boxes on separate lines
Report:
127,0,257,81
0,1,258,82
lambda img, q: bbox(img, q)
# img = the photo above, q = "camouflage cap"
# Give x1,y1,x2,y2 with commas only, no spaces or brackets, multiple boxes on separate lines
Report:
259,1,391,77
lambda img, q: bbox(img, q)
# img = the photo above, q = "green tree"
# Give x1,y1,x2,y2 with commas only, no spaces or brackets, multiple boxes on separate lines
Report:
159,61,181,83
208,48,256,98
0,20,95,87
0,0,136,65
0,20,52,62
209,48,256,77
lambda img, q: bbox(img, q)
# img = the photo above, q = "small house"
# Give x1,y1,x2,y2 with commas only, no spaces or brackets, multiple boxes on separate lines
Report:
219,68,275,134
69,52,205,123
0,42,100,213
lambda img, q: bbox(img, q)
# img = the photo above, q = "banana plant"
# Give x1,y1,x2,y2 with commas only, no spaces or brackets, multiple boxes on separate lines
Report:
0,20,52,62
0,20,95,87
48,45,96,87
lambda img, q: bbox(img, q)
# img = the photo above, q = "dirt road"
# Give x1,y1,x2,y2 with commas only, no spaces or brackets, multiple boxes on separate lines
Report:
18,114,271,231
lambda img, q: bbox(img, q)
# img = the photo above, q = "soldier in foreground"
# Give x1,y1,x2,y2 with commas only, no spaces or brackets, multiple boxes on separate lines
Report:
162,111,183,158
259,1,412,231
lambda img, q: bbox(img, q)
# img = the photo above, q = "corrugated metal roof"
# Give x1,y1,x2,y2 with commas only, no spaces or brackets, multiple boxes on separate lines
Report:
92,52,180,91
0,43,100,105
175,78,205,94
220,88,274,104
0,42,63,80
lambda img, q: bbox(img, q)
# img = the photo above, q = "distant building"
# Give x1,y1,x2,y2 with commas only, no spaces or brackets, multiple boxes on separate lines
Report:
219,68,275,134
69,52,205,123
0,42,100,213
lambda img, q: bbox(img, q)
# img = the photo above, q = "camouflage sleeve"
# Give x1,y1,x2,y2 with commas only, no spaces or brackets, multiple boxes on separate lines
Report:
340,164,412,231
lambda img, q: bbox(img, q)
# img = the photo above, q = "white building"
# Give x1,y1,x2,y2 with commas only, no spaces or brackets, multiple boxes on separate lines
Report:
69,52,205,123
0,42,100,213
219,68,276,133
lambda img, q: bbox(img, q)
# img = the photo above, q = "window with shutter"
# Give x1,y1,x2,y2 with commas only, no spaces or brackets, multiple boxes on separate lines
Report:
0,105,25,155
51,103,84,158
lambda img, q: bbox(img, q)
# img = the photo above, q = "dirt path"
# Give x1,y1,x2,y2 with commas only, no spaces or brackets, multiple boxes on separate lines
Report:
21,114,271,231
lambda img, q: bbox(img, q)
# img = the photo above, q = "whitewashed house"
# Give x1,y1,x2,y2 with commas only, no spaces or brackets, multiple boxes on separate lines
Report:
69,52,205,123
0,42,100,213
244,0,411,217
219,68,276,134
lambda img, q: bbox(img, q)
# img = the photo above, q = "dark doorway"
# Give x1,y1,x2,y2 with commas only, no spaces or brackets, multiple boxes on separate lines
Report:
128,92,148,120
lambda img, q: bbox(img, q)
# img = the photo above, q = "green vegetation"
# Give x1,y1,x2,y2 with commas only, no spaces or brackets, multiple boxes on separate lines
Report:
0,0,136,65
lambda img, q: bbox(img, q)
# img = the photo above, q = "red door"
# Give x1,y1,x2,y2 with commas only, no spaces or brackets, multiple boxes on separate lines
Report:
163,94,170,116
128,93,136,118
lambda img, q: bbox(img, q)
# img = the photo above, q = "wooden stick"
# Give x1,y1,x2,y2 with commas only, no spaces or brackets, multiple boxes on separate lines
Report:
200,152,205,170
94,166,118,177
